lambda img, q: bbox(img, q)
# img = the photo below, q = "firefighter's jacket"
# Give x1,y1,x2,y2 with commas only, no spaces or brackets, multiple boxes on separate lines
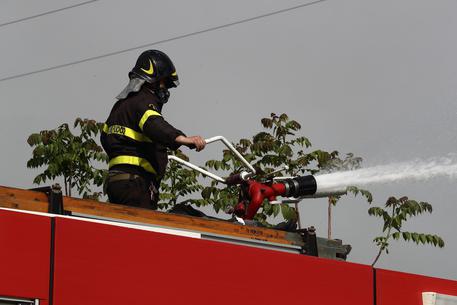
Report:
101,87,185,183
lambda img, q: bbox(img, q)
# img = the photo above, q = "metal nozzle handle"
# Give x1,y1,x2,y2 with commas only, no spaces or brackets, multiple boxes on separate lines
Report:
204,136,256,174
169,136,255,184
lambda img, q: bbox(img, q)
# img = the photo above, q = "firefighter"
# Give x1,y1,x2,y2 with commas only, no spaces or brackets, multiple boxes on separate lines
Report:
101,50,206,209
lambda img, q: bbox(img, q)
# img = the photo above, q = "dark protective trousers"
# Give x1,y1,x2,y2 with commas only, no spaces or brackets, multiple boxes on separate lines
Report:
106,176,158,210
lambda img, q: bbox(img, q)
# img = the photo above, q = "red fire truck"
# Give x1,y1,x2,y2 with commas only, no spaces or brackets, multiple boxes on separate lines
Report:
1,184,457,305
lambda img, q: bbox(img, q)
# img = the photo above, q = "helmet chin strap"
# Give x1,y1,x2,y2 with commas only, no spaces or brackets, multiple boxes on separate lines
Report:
155,88,170,104
143,80,171,104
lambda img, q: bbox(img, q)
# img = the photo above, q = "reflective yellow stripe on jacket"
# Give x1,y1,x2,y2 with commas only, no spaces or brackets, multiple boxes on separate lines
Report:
103,124,152,142
139,110,162,131
109,155,157,175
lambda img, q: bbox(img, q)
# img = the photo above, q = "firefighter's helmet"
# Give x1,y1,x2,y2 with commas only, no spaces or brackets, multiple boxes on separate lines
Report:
129,50,179,88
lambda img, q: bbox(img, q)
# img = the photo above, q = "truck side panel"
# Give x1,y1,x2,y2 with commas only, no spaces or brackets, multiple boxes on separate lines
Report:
53,217,373,305
376,268,457,305
0,209,51,302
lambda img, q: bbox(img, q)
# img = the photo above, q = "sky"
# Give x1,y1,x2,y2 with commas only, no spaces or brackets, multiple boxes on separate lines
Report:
1,0,456,279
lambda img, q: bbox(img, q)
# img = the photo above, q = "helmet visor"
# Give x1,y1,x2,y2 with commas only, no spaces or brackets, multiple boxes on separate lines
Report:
165,78,180,88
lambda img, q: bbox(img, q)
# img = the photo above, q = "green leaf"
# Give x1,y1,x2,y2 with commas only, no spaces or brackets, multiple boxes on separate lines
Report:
27,133,43,146
391,217,402,231
402,232,411,241
272,204,280,217
280,204,296,221
420,201,433,213
437,237,445,248
419,234,427,244
386,197,397,207
360,190,373,203
368,207,384,217
261,118,273,129
347,186,359,196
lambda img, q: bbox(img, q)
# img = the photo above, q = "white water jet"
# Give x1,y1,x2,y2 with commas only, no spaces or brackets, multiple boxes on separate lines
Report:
314,155,457,193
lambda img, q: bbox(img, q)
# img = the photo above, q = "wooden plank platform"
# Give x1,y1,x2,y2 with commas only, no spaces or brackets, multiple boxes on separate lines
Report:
0,185,304,248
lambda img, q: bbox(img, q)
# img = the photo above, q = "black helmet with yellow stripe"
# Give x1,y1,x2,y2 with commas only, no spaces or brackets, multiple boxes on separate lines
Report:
129,50,179,88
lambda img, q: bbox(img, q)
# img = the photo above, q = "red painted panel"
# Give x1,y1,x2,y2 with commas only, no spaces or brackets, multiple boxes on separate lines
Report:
53,217,373,305
377,269,457,305
0,209,51,300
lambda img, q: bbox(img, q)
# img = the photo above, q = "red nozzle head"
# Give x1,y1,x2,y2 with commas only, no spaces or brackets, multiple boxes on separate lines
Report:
234,202,246,217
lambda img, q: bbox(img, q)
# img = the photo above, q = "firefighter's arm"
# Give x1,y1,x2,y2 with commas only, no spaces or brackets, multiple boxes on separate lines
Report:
175,135,206,151
139,109,205,151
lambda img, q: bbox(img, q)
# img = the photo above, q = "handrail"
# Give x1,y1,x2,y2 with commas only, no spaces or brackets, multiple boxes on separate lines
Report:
204,136,256,174
168,135,256,183
167,155,225,183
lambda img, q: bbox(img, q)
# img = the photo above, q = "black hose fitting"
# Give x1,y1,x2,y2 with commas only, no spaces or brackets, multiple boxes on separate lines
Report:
283,175,317,197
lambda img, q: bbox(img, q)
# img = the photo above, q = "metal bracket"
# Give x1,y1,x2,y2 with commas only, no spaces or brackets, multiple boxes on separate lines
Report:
30,183,69,215
48,184,64,214
298,226,319,256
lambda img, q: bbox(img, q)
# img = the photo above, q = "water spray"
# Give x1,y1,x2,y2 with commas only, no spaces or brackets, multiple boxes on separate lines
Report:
313,155,457,192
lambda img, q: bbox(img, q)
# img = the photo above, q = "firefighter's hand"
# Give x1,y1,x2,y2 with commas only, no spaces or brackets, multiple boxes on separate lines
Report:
176,135,206,151
188,136,206,151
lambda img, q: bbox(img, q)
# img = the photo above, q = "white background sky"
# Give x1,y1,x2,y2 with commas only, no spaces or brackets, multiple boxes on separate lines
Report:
1,0,456,279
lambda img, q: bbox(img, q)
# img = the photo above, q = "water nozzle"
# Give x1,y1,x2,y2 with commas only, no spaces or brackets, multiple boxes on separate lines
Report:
242,174,347,219
281,175,346,198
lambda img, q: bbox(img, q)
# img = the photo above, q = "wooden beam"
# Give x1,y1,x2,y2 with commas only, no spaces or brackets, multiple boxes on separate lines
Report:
0,185,48,212
0,185,304,247
63,196,303,246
